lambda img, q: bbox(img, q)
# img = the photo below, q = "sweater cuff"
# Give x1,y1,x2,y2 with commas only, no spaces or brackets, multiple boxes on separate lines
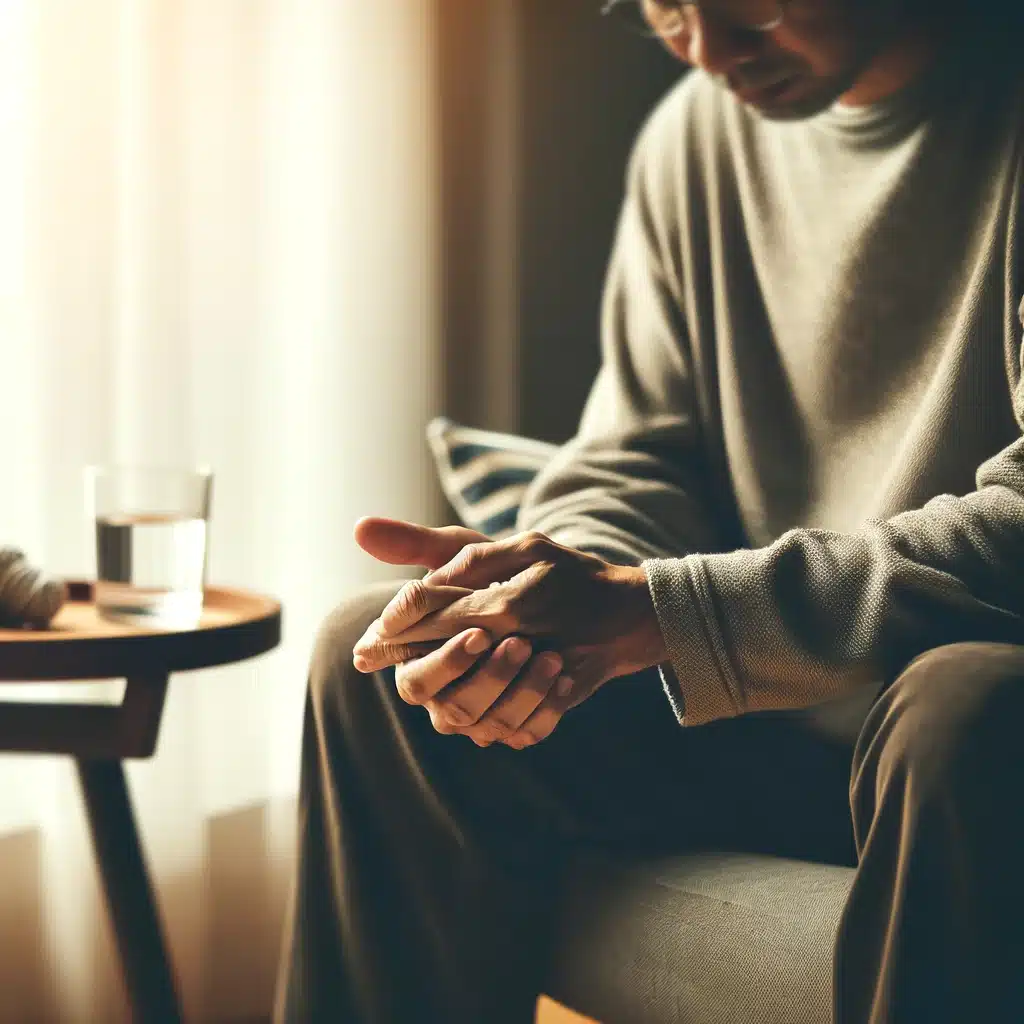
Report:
642,556,744,726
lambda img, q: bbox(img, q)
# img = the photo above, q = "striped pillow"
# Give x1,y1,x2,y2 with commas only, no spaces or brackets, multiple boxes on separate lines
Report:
426,417,558,539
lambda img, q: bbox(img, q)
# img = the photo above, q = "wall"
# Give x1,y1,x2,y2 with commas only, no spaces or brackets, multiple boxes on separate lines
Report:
439,0,682,442
516,0,681,442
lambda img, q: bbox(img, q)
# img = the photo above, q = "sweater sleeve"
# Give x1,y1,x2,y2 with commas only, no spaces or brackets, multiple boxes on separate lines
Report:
516,116,738,570
645,341,1024,726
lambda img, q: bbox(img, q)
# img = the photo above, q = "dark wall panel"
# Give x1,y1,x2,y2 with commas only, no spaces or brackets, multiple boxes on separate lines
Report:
517,0,682,442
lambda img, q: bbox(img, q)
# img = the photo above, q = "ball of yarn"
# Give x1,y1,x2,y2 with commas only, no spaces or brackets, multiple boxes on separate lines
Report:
0,547,67,628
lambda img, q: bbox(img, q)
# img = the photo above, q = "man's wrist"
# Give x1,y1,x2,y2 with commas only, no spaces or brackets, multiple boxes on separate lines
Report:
602,563,670,674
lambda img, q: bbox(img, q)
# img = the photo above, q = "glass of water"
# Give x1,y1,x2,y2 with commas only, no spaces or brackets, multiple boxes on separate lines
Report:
85,466,213,628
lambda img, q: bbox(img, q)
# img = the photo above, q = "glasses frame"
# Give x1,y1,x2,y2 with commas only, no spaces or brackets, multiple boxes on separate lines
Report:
601,0,786,38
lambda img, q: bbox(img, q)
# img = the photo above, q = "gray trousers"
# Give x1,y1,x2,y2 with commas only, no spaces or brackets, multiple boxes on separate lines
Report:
274,580,1024,1023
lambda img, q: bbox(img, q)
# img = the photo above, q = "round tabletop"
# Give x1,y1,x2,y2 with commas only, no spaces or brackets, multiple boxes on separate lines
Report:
0,582,282,681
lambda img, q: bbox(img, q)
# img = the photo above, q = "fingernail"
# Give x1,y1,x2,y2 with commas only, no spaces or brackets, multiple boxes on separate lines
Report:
353,655,369,673
464,631,489,655
556,674,574,697
505,638,530,665
538,654,562,678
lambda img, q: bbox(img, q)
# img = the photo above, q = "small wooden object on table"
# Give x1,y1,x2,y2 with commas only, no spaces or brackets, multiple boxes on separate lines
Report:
0,581,282,1024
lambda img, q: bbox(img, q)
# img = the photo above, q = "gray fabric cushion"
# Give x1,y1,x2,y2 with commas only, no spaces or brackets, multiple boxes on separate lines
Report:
547,851,855,1024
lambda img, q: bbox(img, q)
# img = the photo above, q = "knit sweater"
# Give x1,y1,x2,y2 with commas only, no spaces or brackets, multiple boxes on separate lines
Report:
516,32,1024,726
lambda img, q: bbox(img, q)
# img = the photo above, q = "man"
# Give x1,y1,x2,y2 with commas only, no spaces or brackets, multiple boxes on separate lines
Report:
275,1,1024,1021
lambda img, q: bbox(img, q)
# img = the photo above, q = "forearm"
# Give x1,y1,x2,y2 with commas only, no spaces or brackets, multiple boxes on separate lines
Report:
647,441,1024,726
516,409,738,566
518,122,741,569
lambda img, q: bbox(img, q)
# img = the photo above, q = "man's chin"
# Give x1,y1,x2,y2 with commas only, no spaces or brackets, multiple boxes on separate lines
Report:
736,78,851,122
749,92,840,122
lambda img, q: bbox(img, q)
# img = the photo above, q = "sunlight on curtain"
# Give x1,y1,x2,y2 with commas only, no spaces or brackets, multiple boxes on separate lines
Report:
0,0,440,1019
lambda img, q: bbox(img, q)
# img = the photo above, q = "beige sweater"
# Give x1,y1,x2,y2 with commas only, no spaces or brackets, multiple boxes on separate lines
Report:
516,35,1024,726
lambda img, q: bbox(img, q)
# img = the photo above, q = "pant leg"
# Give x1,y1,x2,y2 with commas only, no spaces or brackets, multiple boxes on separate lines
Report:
837,642,1024,1024
274,581,862,1024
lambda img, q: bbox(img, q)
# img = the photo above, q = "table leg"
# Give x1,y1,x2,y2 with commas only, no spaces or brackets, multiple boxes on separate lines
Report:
76,760,184,1024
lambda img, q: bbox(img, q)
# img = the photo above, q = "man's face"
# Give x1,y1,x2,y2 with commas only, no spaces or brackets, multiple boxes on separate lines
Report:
656,0,918,120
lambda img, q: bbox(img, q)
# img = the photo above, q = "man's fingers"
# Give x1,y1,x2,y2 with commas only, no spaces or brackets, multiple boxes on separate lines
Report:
393,628,492,706
354,517,488,569
427,636,533,736
352,638,443,674
427,531,553,589
462,651,563,746
503,674,576,749
376,589,499,646
375,579,473,639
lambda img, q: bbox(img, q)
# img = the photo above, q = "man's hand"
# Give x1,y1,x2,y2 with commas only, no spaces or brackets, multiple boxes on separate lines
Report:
354,516,569,747
352,515,500,670
354,516,492,573
385,626,568,749
354,526,669,747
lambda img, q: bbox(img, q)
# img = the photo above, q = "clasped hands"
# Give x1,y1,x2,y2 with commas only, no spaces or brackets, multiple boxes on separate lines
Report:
352,517,668,749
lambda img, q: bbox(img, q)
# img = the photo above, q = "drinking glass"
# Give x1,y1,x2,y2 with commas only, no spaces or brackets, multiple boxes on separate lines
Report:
85,466,213,628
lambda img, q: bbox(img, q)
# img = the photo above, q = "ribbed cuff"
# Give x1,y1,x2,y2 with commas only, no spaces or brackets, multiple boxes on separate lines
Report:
643,556,744,726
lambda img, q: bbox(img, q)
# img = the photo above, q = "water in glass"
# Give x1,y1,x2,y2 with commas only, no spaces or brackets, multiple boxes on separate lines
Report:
95,511,208,627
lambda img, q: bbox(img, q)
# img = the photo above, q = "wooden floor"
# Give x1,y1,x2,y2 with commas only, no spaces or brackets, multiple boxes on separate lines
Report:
536,996,599,1023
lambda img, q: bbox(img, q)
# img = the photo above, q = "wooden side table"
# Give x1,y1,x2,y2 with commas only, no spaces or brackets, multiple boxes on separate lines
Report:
0,582,282,1024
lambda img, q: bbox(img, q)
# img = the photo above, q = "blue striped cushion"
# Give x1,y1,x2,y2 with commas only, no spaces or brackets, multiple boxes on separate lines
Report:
426,417,558,538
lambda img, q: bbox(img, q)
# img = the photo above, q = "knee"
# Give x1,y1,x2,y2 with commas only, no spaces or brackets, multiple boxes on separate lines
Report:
854,642,1024,797
307,579,406,713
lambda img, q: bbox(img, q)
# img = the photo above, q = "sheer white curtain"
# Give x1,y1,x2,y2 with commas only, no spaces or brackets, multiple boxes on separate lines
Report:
0,0,440,1019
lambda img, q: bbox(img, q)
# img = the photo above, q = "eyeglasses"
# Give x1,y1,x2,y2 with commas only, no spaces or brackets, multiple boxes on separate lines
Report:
601,0,786,38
